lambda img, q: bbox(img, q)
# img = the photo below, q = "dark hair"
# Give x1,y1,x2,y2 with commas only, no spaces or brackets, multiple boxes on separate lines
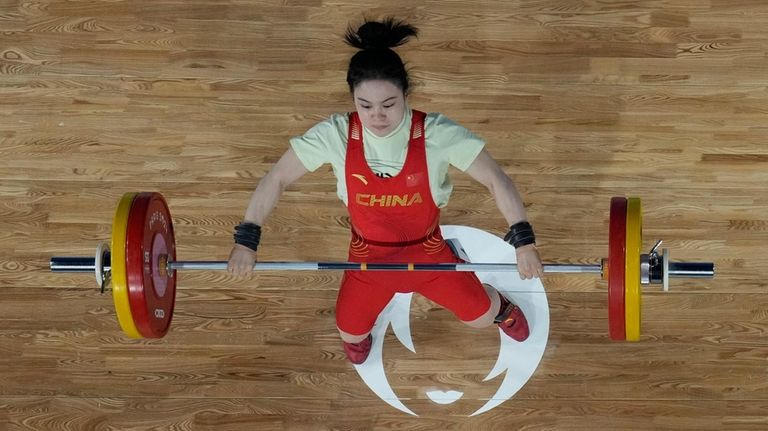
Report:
344,17,418,94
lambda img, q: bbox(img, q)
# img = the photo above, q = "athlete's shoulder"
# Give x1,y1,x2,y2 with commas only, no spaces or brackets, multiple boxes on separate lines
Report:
423,111,471,132
423,112,481,141
295,112,350,144
312,112,350,132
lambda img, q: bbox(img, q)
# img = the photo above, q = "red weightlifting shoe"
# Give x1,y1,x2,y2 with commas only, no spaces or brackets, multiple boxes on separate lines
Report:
495,295,530,342
342,334,372,364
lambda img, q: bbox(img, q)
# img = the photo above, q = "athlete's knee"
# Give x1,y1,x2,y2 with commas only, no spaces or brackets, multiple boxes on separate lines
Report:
460,284,499,328
337,326,371,343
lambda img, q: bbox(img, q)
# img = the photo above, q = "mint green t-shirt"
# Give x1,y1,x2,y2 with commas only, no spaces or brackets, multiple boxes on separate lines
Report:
289,108,485,207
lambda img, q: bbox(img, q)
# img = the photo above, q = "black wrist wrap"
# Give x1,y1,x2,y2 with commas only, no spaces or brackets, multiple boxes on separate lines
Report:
504,221,536,249
234,222,262,252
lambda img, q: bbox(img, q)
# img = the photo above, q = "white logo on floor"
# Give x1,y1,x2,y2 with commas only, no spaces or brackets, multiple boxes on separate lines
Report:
352,225,550,416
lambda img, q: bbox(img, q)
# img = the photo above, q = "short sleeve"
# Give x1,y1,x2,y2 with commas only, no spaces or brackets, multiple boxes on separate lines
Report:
425,113,485,172
289,114,348,172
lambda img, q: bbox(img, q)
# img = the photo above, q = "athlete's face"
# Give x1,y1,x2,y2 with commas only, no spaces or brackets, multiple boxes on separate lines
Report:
353,80,406,137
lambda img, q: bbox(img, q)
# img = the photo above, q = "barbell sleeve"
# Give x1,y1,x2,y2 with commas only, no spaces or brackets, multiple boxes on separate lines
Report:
667,262,715,278
50,257,102,272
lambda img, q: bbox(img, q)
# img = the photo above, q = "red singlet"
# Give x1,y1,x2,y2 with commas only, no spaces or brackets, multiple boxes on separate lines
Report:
335,110,491,335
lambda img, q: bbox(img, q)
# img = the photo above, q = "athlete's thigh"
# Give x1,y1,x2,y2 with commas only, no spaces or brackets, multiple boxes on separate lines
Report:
335,270,397,335
417,270,491,322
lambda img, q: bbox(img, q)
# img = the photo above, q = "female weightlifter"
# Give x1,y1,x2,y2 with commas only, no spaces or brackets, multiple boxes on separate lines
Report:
228,18,543,364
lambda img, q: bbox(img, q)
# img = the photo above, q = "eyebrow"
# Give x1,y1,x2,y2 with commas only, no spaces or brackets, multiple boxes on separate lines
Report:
356,96,397,104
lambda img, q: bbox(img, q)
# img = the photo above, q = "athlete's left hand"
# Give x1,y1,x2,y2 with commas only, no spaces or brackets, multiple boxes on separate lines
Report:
515,244,543,280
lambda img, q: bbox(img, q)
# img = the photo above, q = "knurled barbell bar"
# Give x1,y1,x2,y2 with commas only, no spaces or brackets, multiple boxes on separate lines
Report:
50,192,714,341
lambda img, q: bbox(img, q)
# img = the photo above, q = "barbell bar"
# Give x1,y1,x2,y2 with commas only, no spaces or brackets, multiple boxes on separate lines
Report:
49,192,714,341
51,257,604,273
49,255,711,277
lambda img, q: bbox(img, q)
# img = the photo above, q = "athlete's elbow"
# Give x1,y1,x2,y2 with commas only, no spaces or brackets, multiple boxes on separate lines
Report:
258,170,290,195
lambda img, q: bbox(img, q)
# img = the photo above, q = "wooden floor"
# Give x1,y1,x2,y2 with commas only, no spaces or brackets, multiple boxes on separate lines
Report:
2,0,767,429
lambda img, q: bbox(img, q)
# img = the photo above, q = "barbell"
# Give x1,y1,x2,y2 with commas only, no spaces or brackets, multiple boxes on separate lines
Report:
50,192,714,341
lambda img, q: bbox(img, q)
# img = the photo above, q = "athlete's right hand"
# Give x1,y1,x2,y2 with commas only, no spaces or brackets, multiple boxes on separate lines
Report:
228,244,257,277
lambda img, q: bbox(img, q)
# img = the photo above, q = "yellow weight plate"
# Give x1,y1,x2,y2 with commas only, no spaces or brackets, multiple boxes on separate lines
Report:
624,197,642,341
111,193,143,339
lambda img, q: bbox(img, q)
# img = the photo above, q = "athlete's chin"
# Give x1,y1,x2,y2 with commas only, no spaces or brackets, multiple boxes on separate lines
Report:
369,125,391,136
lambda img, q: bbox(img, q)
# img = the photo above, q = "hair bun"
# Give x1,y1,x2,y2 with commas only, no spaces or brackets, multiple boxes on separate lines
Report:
345,17,418,50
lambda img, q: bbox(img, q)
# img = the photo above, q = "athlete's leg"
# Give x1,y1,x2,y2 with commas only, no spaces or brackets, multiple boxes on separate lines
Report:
416,271,491,324
335,271,394,341
461,283,501,328
419,273,530,341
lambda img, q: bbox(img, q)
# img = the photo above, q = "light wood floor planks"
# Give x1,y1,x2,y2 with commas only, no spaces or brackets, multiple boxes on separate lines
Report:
1,0,767,429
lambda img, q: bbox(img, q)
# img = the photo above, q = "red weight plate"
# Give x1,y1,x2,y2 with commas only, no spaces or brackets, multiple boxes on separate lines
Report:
608,197,627,341
125,192,177,338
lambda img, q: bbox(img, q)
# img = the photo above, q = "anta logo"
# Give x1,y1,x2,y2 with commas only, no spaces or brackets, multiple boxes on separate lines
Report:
351,174,368,185
355,192,423,207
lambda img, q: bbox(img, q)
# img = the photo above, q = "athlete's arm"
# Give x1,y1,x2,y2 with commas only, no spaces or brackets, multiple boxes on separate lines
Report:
464,148,528,226
464,148,543,279
242,147,308,225
228,148,308,276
